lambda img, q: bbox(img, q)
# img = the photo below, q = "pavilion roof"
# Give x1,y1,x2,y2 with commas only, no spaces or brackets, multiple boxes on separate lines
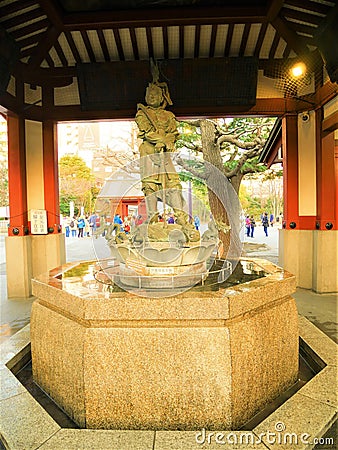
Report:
0,0,337,120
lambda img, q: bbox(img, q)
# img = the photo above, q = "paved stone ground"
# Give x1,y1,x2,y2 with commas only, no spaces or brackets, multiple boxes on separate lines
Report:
241,222,279,265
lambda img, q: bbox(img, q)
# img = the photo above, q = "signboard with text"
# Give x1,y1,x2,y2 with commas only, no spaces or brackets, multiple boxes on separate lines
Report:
31,209,47,235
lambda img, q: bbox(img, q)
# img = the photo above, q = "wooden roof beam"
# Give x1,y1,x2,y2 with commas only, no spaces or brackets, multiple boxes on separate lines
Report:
80,30,96,63
17,31,46,50
284,0,331,16
179,25,184,59
64,31,81,63
0,8,45,30
194,25,200,58
13,63,75,85
0,0,37,18
271,15,312,59
162,26,169,60
280,8,323,26
27,25,61,69
11,19,49,40
224,23,234,58
239,23,250,57
97,29,111,62
129,28,139,60
266,0,284,21
113,29,125,61
209,24,218,58
146,27,154,60
62,6,267,30
38,0,64,30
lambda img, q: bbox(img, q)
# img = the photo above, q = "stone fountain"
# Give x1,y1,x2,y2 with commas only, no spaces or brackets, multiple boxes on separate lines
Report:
31,257,298,430
30,67,298,431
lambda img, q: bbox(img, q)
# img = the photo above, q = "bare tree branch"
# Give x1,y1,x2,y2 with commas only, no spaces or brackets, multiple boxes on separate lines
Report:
180,119,202,127
226,146,239,163
225,147,262,178
181,141,203,152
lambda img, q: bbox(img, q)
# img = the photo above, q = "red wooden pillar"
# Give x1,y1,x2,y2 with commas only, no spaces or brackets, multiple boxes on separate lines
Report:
336,135,338,226
43,120,60,233
7,115,28,236
282,115,299,229
316,129,337,230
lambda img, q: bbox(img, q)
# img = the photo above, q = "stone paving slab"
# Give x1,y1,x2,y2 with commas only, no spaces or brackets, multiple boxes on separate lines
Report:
298,315,336,341
38,429,155,449
297,366,338,409
0,392,60,450
0,365,26,401
0,325,30,369
301,337,338,367
253,393,337,450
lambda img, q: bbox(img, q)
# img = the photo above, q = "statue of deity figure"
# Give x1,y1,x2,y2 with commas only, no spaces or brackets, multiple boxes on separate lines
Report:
135,72,189,226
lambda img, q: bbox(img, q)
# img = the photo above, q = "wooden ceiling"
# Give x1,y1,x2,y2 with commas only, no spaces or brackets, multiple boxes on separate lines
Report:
0,0,337,119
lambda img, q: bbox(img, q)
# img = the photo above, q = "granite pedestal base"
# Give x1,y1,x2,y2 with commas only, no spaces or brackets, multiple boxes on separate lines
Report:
30,258,298,430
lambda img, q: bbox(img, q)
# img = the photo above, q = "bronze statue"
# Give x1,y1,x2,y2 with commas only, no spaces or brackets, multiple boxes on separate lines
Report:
135,65,188,226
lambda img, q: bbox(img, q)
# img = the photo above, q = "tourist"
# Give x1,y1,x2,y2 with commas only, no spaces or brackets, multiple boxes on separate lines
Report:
167,213,175,224
270,213,274,227
250,215,256,238
77,215,86,237
84,216,91,237
113,214,123,230
245,215,251,237
194,215,200,231
123,217,131,234
69,217,77,237
130,215,136,228
88,212,98,235
135,215,143,226
63,216,70,237
262,212,269,236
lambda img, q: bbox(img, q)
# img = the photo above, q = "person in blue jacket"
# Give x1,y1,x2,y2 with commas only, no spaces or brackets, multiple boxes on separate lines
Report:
113,214,123,230
262,212,269,236
77,216,86,238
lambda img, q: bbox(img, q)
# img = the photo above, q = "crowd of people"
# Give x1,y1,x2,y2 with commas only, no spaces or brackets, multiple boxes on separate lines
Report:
112,212,201,230
63,210,283,240
245,212,283,238
62,210,202,238
62,212,99,238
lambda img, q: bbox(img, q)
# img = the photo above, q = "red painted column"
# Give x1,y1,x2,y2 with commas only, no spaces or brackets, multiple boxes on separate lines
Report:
316,129,337,230
7,115,28,236
282,115,299,229
43,120,60,233
336,136,338,226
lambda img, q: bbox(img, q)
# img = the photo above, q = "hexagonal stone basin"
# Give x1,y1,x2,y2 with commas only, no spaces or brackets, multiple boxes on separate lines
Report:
31,258,299,430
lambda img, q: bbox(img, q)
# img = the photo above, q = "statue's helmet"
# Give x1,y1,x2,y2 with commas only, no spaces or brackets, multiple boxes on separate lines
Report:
145,83,163,101
145,82,173,107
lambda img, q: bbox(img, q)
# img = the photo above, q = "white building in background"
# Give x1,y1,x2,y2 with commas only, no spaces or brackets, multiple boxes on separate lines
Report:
57,121,137,171
57,122,100,168
57,122,79,156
